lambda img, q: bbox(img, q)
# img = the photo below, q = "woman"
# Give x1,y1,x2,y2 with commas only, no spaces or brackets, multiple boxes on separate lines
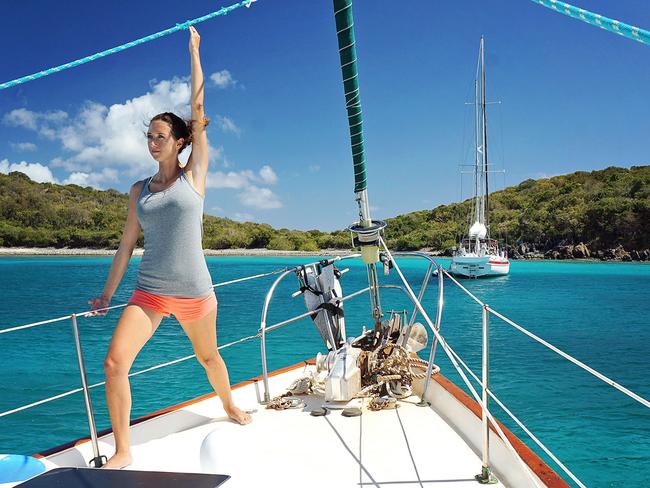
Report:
89,26,251,470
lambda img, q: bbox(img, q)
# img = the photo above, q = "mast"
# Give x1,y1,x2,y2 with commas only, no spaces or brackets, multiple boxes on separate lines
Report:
473,78,480,230
333,0,385,326
481,36,490,235
333,0,370,227
472,77,481,255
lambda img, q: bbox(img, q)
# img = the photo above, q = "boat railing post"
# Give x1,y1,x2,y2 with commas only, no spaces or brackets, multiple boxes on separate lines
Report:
401,262,433,349
429,265,444,365
418,264,444,407
70,314,105,467
259,268,296,404
260,319,271,404
476,304,497,484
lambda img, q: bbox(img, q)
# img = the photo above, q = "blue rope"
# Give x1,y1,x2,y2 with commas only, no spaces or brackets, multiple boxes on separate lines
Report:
0,0,257,91
530,0,650,46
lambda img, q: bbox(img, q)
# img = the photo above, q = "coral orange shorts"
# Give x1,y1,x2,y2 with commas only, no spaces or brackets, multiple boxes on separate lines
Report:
128,289,217,322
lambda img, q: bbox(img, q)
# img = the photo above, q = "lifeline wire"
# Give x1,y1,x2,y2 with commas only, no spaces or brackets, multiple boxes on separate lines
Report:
0,263,284,335
0,0,257,91
379,239,544,488
442,268,650,410
530,0,650,45
444,342,586,488
0,284,368,418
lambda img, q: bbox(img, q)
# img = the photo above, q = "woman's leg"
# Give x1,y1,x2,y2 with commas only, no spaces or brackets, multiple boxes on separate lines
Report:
178,308,252,425
103,305,164,468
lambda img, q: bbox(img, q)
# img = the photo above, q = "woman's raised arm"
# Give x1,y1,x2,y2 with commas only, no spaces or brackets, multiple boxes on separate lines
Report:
184,26,209,195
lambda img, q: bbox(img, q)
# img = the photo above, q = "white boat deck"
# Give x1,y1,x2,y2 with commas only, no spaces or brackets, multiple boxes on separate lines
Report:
45,362,507,488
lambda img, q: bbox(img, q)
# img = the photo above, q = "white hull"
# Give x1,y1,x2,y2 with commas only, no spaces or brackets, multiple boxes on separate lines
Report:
450,254,510,278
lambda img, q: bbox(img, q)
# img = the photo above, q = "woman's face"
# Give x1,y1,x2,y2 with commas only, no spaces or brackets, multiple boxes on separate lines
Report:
147,120,182,161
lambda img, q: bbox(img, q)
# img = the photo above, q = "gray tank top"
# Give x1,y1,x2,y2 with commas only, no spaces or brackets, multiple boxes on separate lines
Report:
135,170,213,298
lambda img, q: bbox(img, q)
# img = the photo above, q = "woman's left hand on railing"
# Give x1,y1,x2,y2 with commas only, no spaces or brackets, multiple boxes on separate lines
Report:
88,296,111,317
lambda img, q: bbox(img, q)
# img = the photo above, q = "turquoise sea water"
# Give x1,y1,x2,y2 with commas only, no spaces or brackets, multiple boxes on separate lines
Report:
0,256,648,487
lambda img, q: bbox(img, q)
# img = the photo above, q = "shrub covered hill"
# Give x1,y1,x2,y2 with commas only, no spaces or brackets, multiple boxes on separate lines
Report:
1,165,649,260
0,171,350,252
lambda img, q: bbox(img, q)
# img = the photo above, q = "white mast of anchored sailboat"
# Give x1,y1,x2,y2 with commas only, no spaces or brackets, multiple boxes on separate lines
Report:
469,36,489,253
481,36,490,234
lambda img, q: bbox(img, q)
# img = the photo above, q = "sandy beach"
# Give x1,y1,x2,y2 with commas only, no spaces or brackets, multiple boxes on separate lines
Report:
0,247,353,257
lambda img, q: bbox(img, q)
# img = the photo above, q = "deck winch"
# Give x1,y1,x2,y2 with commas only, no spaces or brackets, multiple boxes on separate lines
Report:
295,261,430,405
308,316,429,405
315,342,362,402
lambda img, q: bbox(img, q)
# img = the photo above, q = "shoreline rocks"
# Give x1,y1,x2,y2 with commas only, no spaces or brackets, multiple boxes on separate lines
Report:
508,242,648,262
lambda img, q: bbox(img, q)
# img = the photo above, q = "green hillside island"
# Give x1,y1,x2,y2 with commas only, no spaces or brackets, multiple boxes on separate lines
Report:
1,165,649,260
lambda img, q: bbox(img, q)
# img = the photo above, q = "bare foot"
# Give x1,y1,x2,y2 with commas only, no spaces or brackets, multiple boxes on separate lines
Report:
225,405,252,425
102,451,132,469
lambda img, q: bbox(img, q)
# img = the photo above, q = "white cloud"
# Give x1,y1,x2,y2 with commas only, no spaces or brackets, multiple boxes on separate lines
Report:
39,127,57,140
216,115,241,136
10,142,37,152
206,165,282,210
5,78,198,176
238,185,282,209
40,110,68,123
2,76,282,211
0,158,122,190
308,164,321,173
210,70,237,89
206,170,252,189
259,165,278,184
3,109,38,130
0,158,57,183
206,165,278,189
63,168,119,188
3,109,68,131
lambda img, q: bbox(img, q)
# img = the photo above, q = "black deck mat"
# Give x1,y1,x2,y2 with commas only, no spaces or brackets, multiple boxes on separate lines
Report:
16,467,230,487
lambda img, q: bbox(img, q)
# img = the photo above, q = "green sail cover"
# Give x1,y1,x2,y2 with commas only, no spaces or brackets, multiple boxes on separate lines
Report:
333,0,367,193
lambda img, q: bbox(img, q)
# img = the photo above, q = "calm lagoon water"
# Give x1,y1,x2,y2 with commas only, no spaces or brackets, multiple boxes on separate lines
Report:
0,255,648,487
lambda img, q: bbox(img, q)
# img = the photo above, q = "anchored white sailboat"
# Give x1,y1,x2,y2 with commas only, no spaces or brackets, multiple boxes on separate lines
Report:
450,38,510,279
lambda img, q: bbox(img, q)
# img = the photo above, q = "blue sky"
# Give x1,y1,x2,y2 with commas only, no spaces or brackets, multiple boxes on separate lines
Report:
1,0,648,231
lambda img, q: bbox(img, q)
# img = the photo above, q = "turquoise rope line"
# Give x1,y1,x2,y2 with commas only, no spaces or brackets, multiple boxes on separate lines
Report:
530,0,650,46
0,0,257,91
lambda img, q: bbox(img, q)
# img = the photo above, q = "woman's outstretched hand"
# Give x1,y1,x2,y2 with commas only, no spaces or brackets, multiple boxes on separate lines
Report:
189,25,200,52
88,296,111,317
